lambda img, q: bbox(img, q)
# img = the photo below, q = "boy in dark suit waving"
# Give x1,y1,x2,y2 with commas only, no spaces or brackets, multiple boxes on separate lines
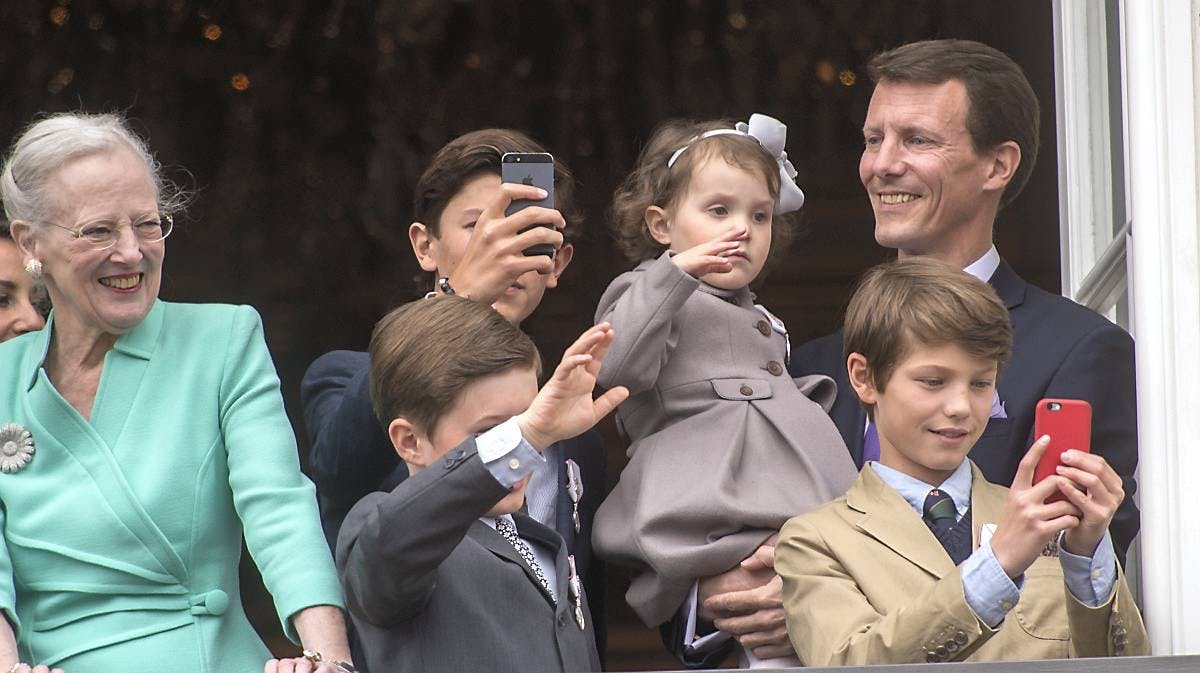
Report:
336,296,626,673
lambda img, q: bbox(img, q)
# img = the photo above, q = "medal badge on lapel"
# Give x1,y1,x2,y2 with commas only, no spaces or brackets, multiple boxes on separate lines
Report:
0,423,35,473
565,459,583,534
567,554,586,630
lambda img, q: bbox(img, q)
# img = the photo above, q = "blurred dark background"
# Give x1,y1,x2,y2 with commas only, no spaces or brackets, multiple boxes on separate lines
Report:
0,1,1057,669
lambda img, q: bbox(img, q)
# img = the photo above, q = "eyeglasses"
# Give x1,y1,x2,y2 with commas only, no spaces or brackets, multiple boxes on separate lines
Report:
45,214,174,250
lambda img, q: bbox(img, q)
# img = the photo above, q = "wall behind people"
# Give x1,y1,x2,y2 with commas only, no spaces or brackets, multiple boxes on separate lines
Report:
0,1,1056,669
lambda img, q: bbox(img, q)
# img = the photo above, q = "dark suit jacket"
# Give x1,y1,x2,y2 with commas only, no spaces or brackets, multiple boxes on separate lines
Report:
791,258,1141,561
301,350,608,655
337,441,601,673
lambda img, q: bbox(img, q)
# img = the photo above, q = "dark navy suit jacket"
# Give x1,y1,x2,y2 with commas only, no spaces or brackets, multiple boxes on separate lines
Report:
791,259,1141,562
300,350,608,658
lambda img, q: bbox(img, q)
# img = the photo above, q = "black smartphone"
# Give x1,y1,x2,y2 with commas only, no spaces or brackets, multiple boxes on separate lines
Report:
501,152,556,257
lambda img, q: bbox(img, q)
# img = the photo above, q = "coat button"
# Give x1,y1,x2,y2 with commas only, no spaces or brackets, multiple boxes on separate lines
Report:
557,613,568,628
945,640,958,653
925,652,941,663
756,320,771,336
766,361,783,376
954,631,967,644
739,384,754,396
935,645,948,658
190,589,230,616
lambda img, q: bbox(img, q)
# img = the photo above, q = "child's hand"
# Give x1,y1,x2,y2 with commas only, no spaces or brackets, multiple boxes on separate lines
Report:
989,435,1084,578
445,183,565,303
1056,449,1124,557
516,323,629,450
670,226,745,278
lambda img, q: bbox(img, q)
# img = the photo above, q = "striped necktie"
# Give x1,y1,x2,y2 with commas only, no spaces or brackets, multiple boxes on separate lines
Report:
923,489,972,565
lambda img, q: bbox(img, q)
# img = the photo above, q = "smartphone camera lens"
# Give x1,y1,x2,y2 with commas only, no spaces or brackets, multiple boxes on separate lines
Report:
1048,402,1061,411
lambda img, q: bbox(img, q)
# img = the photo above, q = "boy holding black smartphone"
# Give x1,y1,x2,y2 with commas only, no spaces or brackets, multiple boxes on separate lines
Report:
302,130,609,669
775,258,1147,666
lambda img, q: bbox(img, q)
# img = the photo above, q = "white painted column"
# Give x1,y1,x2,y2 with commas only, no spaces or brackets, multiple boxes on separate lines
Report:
1123,0,1200,655
1053,0,1117,300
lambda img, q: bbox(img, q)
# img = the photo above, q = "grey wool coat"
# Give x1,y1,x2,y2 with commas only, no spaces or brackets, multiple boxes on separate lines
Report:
593,253,858,626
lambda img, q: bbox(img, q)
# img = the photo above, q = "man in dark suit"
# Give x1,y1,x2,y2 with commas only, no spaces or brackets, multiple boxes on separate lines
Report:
302,129,608,665
792,39,1139,560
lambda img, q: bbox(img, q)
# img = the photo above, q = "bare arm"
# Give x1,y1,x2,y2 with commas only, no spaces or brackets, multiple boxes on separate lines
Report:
264,605,352,672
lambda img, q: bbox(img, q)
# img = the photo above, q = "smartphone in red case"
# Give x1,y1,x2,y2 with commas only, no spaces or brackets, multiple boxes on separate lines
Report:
1032,398,1092,503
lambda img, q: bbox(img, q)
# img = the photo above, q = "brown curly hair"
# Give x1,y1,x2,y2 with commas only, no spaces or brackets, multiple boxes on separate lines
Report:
610,118,798,267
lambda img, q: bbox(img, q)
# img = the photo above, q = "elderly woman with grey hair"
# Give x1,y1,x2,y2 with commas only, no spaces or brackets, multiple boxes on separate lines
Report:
0,113,353,673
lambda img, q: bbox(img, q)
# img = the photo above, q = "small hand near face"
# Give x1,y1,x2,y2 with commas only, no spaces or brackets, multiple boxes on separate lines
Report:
516,323,629,451
670,226,745,279
449,183,565,304
1055,449,1123,557
989,436,1084,578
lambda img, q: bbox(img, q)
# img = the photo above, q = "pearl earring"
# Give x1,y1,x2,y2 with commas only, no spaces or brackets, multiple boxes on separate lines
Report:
24,259,42,279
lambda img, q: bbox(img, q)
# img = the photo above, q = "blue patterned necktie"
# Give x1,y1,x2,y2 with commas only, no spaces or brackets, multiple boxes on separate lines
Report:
923,489,972,565
495,517,556,604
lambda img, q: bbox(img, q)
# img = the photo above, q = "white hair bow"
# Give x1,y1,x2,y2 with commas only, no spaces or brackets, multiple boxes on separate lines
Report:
666,113,806,214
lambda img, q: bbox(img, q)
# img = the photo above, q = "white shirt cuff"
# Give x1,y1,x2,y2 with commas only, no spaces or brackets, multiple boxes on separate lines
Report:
680,581,732,653
476,417,545,488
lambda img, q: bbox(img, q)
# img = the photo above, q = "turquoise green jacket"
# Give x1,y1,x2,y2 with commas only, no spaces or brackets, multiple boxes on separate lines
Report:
0,301,344,671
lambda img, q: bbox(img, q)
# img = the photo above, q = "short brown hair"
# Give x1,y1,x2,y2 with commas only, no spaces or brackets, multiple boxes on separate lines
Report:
369,295,541,435
843,258,1012,413
868,39,1040,210
413,128,582,242
610,118,796,265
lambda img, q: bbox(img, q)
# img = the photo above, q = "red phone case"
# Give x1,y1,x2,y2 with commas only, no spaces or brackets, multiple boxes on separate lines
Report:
1032,398,1092,502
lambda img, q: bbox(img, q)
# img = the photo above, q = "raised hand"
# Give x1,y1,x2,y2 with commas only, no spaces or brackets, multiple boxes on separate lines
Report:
447,183,566,304
988,435,1084,578
670,226,745,279
1055,449,1124,557
516,323,629,450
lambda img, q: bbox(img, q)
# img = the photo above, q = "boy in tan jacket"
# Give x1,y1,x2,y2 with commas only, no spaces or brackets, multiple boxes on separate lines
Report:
776,258,1148,665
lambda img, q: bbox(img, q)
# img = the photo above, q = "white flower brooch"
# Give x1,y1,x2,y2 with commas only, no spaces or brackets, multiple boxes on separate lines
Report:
0,423,35,473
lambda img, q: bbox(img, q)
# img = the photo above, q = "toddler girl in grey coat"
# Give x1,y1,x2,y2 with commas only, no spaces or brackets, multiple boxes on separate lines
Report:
593,114,858,667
